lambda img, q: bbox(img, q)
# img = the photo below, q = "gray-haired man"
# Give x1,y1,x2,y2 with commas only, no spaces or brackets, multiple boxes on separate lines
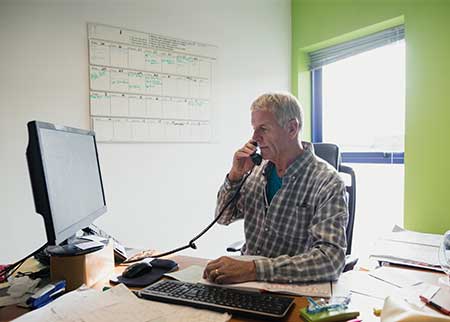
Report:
203,92,348,284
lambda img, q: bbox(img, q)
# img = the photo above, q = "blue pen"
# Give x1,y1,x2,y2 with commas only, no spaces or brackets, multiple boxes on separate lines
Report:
27,280,66,309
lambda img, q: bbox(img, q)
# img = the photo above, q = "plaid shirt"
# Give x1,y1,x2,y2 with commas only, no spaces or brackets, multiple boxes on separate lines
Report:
216,143,348,283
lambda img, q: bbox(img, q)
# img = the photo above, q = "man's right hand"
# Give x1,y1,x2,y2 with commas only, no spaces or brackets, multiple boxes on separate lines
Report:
228,141,258,182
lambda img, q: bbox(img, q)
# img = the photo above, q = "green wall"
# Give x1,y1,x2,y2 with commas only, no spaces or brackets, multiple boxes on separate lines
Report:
292,0,450,234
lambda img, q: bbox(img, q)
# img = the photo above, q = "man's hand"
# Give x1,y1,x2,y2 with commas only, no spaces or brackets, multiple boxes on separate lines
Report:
203,256,257,284
229,141,258,182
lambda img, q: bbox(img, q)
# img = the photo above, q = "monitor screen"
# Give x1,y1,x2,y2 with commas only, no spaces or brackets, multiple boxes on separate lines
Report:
26,121,107,245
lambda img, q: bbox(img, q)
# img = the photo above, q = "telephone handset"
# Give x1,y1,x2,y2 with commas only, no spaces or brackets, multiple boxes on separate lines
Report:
250,142,262,165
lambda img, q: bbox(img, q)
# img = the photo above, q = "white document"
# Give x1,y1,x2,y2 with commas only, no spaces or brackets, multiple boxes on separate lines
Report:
370,239,441,271
383,227,443,248
165,265,205,283
74,241,103,251
13,284,231,322
398,282,440,309
369,266,422,288
334,270,399,300
201,279,332,298
81,235,108,243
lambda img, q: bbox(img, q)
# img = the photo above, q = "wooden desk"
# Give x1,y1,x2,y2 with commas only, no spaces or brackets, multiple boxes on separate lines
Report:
1,255,443,322
93,255,308,322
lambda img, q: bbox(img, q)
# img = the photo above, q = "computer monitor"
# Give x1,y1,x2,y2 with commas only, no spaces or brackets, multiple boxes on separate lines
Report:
26,121,107,246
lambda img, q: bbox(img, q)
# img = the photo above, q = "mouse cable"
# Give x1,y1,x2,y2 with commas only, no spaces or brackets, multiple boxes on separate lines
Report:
150,168,254,259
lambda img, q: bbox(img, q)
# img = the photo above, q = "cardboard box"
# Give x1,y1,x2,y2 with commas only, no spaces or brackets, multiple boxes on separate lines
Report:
50,240,114,291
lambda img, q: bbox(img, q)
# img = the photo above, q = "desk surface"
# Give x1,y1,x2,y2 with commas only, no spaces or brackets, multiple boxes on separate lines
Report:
95,255,381,322
1,254,441,322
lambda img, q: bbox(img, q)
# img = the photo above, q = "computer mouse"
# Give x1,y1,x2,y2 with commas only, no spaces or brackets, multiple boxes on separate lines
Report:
122,262,153,278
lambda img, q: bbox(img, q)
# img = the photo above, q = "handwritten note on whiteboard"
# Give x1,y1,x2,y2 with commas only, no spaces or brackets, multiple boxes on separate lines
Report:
88,23,217,143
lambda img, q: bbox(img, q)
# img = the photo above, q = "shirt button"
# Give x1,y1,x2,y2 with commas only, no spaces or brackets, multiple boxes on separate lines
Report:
264,228,268,232
292,175,296,180
256,249,260,254
289,279,293,283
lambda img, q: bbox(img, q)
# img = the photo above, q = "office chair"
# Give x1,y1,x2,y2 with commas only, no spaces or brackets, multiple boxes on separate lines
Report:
312,143,357,263
227,143,358,272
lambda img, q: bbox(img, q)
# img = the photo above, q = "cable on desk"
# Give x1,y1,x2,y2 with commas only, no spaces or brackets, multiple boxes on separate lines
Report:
0,243,48,281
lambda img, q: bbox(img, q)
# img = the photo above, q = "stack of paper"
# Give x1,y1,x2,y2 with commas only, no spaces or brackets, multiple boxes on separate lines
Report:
13,284,230,322
369,227,443,271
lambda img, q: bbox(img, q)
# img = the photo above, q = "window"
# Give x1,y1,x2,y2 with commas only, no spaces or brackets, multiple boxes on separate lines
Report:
309,26,406,255
311,26,405,163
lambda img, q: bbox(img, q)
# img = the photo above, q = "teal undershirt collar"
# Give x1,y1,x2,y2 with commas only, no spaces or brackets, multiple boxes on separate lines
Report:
266,163,282,204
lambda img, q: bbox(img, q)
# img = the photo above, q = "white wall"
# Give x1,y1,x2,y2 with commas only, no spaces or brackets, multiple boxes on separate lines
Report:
0,0,291,262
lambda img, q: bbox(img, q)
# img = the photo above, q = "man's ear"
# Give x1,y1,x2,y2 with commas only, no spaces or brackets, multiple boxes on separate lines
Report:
286,119,299,139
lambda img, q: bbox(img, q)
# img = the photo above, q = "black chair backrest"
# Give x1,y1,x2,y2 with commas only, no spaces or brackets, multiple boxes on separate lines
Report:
312,143,356,255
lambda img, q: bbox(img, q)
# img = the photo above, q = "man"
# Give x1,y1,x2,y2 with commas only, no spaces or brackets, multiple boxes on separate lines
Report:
203,92,348,284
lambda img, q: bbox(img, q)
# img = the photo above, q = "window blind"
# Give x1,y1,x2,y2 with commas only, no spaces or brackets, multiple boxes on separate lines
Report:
309,25,404,70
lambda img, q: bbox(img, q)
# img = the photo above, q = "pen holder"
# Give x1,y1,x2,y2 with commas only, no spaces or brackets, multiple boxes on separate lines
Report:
50,240,114,291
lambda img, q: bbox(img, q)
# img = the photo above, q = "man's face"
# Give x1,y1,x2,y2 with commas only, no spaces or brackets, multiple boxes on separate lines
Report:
251,109,290,162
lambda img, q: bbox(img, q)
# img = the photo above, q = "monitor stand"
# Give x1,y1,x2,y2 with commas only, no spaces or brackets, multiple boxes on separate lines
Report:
46,236,105,256
50,239,114,291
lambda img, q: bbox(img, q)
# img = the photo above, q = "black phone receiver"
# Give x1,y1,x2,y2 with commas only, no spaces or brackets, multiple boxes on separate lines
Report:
250,142,262,165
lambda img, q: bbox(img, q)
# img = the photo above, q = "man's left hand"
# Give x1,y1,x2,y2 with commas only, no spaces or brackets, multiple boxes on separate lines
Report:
203,256,256,284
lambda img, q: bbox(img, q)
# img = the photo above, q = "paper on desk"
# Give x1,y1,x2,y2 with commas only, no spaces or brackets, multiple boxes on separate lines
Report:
12,283,230,322
165,265,205,283
75,240,104,250
381,295,450,322
384,226,443,247
0,276,41,307
369,266,421,288
201,278,332,297
334,270,399,300
370,239,441,271
164,263,331,297
399,282,440,309
81,235,108,243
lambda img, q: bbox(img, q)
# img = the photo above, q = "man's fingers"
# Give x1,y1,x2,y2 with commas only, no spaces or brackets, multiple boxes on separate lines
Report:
206,268,224,282
204,262,223,278
214,274,230,284
241,146,255,154
207,258,221,265
244,142,257,150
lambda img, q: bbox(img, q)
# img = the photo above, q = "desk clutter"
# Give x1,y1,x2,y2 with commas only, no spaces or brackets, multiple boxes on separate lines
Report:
333,264,450,321
369,225,444,271
10,283,230,322
2,226,450,322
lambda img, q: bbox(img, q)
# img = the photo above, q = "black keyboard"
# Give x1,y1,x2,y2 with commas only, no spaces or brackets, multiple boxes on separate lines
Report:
139,280,295,320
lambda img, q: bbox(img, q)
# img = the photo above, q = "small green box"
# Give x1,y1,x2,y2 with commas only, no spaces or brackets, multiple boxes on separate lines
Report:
299,307,360,322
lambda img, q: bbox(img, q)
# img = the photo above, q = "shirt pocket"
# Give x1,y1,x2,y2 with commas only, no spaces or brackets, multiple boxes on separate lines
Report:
272,203,314,243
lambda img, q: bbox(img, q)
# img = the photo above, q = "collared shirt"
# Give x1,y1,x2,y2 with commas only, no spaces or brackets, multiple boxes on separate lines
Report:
216,143,348,283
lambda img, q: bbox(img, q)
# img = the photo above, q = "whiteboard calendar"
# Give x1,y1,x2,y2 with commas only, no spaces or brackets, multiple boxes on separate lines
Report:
87,23,217,142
